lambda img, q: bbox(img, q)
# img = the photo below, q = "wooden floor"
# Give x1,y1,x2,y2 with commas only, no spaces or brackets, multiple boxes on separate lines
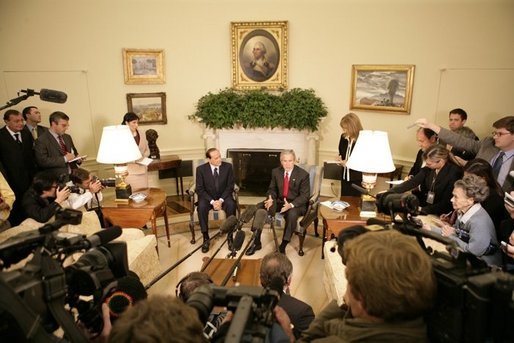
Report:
147,195,331,315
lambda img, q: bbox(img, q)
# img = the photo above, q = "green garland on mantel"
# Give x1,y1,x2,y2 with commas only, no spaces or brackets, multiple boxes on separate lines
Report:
189,88,328,131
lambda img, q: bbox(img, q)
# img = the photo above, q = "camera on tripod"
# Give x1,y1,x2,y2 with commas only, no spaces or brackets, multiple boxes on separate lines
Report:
373,192,514,343
0,208,133,342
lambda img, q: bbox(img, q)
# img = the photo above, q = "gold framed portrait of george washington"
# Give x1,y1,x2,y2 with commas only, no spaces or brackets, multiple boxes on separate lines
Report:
231,21,288,90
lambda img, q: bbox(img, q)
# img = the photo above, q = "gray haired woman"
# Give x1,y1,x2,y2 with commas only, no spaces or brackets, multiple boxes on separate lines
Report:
427,174,501,267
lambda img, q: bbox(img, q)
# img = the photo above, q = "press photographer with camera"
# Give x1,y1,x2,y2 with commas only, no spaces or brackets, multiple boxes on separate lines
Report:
67,168,104,210
298,230,436,342
21,170,70,223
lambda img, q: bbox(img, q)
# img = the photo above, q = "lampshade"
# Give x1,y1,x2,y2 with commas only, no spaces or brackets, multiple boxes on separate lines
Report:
96,125,142,164
346,130,395,174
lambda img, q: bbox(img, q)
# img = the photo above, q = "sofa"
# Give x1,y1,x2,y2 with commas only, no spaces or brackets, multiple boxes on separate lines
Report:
0,211,160,286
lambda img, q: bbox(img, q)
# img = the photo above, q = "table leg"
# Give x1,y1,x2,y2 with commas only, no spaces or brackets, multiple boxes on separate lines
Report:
151,214,159,255
179,176,184,197
174,174,179,196
163,203,171,247
322,218,328,259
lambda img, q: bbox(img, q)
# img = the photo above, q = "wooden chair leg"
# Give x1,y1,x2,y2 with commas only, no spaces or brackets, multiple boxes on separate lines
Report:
313,217,319,237
298,232,306,256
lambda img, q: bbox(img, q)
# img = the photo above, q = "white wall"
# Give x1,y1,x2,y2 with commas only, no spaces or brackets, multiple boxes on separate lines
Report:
1,0,513,169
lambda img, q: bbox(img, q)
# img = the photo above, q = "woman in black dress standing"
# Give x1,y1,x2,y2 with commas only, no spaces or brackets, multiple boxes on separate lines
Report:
338,113,363,196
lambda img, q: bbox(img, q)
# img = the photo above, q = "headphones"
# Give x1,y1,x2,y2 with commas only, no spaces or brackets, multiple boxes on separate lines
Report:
175,272,214,302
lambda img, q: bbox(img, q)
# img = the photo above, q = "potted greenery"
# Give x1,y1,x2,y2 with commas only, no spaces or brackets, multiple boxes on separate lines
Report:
189,88,328,131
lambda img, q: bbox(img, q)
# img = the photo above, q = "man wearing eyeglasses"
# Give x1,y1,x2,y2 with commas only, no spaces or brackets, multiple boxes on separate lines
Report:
416,116,514,192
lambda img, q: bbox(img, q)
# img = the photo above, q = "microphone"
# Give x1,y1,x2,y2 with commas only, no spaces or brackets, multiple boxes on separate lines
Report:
251,209,268,232
220,215,238,234
239,205,258,225
366,218,389,227
19,88,68,104
269,276,285,295
232,230,246,251
84,226,122,248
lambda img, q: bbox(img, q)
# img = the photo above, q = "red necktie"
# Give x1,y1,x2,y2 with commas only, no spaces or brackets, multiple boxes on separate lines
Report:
283,172,289,198
58,135,68,155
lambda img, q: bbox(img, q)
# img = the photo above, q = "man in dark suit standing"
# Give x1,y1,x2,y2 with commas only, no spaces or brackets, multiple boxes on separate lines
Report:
22,106,48,143
35,111,83,177
247,149,310,255
260,252,315,339
0,109,37,225
196,148,236,253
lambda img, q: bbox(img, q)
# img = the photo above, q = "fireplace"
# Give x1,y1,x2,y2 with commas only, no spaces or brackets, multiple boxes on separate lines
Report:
227,148,281,196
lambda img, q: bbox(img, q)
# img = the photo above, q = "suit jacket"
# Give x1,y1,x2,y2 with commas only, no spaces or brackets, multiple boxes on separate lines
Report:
21,187,62,223
267,165,310,209
438,128,514,192
0,127,36,196
196,161,234,202
391,161,463,215
34,130,79,176
408,149,424,177
23,124,48,143
278,293,315,339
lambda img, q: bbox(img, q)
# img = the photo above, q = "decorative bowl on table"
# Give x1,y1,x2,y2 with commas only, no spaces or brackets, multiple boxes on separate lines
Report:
129,192,147,203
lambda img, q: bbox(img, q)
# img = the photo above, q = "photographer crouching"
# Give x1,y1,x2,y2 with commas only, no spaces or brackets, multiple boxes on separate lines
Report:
67,168,115,226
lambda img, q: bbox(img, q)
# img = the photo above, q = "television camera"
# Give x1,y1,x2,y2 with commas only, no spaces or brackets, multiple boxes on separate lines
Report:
374,192,514,343
0,208,131,342
187,283,281,343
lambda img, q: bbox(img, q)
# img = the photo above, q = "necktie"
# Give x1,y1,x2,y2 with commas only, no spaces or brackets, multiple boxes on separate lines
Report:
214,167,219,193
283,172,289,198
32,127,37,140
58,135,68,155
492,151,505,178
14,133,21,144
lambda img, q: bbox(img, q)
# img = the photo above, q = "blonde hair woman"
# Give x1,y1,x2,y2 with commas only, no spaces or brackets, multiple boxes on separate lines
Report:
338,113,363,196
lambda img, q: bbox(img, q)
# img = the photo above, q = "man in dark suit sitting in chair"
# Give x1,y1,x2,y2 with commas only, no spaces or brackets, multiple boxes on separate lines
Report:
247,149,310,255
196,148,237,253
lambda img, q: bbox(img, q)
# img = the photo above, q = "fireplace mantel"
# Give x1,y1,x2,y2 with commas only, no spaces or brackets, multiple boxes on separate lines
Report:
203,128,319,165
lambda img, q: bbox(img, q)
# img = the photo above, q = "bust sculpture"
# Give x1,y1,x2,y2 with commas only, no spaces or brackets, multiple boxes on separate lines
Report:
146,129,160,159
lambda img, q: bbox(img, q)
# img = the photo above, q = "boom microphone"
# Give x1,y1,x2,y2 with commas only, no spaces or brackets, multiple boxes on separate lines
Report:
19,88,68,104
233,230,246,251
220,215,239,234
239,205,258,225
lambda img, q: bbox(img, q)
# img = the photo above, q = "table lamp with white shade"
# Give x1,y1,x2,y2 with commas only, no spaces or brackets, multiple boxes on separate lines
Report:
346,130,395,216
96,125,142,202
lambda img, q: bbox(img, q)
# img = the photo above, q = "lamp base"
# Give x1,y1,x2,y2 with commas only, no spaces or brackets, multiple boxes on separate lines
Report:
115,184,132,203
360,194,376,218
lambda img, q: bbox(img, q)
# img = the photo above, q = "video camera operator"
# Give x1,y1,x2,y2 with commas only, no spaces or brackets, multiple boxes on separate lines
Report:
299,230,436,342
21,170,70,223
67,168,104,210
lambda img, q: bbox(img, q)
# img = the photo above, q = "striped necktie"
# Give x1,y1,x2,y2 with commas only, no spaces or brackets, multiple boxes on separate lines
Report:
58,135,68,155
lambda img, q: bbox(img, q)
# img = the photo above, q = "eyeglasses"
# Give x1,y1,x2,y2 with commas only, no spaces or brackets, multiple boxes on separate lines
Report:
492,131,512,137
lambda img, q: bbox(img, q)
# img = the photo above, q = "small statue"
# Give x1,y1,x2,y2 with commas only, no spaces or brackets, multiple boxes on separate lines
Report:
146,129,160,159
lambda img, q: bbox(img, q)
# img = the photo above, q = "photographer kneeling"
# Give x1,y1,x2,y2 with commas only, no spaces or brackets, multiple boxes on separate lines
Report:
67,168,104,210
22,170,71,223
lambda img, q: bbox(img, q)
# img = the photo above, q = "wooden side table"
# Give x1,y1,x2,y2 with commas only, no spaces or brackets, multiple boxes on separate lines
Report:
320,196,388,259
101,188,171,254
147,155,183,196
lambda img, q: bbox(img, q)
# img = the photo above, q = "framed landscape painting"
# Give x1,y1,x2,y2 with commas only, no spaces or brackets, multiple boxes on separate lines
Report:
123,48,165,85
126,92,167,124
350,64,415,113
231,21,288,90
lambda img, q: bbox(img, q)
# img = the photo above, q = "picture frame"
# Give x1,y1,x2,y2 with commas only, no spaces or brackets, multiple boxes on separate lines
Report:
122,48,165,85
126,92,167,125
350,64,415,113
231,21,288,90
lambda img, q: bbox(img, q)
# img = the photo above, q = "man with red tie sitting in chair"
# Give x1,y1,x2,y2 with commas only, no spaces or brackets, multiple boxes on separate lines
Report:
247,149,310,255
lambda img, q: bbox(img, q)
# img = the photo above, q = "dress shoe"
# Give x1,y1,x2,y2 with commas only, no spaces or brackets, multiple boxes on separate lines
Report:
201,240,210,253
245,242,262,256
279,241,288,254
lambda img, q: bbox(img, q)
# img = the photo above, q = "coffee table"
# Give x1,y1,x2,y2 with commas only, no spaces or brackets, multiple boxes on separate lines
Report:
101,188,171,254
320,196,388,259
